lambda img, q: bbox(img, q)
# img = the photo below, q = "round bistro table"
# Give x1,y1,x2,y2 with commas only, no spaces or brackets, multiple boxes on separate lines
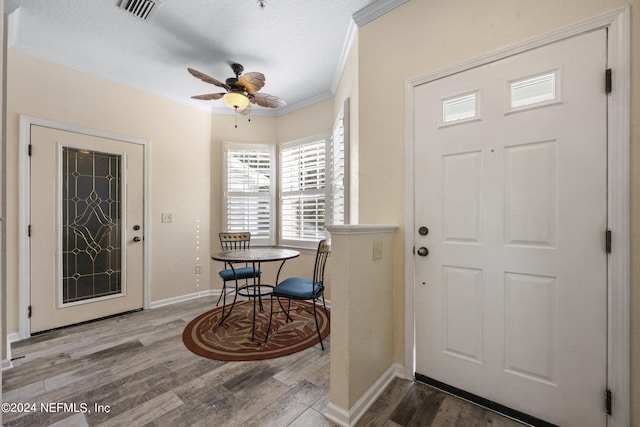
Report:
211,248,300,340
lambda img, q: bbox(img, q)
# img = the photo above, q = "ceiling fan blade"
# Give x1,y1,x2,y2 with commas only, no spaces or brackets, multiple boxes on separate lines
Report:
250,93,287,108
187,68,230,91
238,72,265,94
191,93,225,100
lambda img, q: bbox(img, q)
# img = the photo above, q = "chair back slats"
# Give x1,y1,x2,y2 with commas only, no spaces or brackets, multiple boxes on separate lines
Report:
215,232,259,314
313,240,330,289
219,232,252,250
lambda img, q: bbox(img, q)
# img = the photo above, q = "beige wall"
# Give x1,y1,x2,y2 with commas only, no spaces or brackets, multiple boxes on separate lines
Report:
4,50,341,339
356,0,639,422
5,51,213,332
276,97,334,143
328,228,396,411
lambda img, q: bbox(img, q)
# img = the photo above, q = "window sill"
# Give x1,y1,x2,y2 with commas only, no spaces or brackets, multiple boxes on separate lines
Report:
253,243,318,255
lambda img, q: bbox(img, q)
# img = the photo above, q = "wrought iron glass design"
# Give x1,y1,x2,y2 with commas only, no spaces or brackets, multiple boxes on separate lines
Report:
62,147,123,304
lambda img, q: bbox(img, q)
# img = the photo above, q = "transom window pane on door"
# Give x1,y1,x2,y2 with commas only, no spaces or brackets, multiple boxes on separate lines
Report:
62,147,123,304
509,71,558,110
441,92,479,126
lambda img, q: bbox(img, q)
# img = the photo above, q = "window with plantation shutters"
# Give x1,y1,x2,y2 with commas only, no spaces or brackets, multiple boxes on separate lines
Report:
329,99,349,225
280,136,327,248
222,143,275,245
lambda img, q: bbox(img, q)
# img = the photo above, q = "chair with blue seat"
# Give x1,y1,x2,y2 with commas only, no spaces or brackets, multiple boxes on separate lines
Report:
217,232,261,316
266,239,330,350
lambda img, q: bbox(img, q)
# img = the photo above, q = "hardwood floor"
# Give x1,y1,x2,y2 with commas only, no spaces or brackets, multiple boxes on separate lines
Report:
2,296,526,426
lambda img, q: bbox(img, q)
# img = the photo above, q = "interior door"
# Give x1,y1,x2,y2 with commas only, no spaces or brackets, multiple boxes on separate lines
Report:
30,125,144,333
414,30,608,426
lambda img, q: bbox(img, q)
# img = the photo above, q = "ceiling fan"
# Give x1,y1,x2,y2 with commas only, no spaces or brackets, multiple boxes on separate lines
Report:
188,63,286,116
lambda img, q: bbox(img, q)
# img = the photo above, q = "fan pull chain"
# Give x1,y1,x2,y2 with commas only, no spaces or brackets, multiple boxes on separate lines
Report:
233,108,251,128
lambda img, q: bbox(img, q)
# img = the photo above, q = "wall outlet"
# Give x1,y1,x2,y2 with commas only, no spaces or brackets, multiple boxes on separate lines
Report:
373,240,383,260
195,264,202,275
161,212,173,223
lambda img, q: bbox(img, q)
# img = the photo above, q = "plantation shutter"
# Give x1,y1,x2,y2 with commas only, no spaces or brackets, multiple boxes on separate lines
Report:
329,100,349,225
280,137,327,247
223,143,275,245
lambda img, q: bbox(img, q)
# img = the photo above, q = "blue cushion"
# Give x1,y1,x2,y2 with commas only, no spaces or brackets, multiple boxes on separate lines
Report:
218,266,261,281
272,277,323,299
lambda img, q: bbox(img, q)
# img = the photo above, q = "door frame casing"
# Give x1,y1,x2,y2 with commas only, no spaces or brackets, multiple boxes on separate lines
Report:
18,115,151,338
403,7,630,426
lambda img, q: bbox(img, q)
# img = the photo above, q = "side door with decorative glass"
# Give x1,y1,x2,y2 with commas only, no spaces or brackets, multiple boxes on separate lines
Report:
30,126,144,333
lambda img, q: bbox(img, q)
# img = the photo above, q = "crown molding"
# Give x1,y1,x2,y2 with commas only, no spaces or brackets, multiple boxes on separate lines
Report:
331,20,358,94
209,105,279,117
352,0,408,27
208,89,334,117
277,90,334,116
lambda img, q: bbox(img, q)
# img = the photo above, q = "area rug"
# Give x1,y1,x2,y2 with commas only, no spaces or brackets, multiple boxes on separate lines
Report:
182,300,330,361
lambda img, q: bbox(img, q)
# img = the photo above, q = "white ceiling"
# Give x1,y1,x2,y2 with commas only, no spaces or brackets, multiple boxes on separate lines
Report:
5,0,404,115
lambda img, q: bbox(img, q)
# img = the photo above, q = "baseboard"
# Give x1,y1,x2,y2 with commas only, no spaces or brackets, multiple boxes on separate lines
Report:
2,358,13,370
148,289,217,309
3,332,21,371
149,289,332,310
324,402,350,426
324,362,404,426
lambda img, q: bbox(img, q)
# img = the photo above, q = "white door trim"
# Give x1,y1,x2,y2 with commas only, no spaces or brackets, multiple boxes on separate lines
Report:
404,7,630,426
18,115,151,338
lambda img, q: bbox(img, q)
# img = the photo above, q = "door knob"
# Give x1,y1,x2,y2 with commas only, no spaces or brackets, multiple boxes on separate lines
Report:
417,247,429,257
133,236,142,242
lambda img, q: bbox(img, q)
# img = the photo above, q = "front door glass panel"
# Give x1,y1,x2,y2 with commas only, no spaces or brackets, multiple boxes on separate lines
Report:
62,147,123,304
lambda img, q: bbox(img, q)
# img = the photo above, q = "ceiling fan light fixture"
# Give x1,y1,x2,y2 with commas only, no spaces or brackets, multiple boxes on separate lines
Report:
223,92,250,110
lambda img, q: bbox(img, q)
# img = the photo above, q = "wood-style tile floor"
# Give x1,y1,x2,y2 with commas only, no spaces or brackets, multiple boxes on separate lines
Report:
2,296,526,427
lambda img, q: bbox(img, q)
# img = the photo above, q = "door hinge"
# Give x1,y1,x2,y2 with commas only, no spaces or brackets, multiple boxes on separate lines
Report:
28,225,31,237
28,305,32,319
606,229,612,253
28,143,33,156
605,68,612,94
605,389,612,415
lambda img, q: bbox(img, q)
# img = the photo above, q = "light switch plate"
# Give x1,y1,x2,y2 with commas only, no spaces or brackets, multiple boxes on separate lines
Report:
161,212,173,223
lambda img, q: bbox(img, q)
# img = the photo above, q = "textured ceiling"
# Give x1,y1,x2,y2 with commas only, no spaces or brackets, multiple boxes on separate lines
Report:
6,0,401,115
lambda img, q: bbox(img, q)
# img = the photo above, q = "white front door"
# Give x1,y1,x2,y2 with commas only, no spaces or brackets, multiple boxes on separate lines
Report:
414,30,608,425
30,125,144,333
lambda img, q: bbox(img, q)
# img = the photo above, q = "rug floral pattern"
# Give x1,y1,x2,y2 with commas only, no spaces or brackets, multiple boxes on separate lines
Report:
182,300,330,361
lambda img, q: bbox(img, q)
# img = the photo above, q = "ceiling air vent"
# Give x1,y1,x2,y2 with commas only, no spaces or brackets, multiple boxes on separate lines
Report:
119,0,161,21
